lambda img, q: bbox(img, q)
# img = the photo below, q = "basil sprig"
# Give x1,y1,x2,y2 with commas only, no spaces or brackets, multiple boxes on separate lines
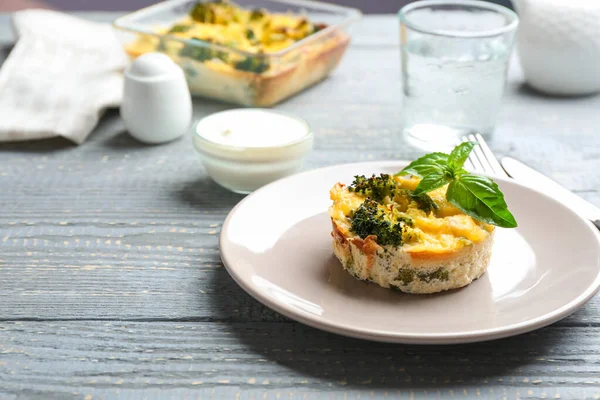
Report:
396,142,517,228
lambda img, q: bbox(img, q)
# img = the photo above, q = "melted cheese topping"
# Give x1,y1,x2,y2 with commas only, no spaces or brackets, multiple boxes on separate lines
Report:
160,12,313,54
329,175,494,255
126,1,323,73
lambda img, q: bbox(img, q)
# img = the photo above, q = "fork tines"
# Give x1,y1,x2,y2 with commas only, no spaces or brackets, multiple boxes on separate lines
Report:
457,134,508,177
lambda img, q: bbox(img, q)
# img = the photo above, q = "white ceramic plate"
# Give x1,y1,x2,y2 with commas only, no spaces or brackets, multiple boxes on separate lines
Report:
220,161,600,344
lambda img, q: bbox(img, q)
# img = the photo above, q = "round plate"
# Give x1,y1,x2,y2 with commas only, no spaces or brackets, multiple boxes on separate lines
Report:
220,161,600,344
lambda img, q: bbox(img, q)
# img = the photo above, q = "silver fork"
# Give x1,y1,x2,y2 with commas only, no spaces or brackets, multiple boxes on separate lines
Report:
457,133,508,178
460,135,600,231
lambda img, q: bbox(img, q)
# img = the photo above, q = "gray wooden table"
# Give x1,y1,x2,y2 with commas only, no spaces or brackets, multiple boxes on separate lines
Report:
1,13,600,400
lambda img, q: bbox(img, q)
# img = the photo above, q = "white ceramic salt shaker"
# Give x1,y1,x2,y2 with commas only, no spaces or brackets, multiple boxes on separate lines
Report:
121,52,192,144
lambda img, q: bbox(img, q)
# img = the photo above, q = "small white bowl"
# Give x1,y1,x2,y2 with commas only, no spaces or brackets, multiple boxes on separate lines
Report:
193,109,313,194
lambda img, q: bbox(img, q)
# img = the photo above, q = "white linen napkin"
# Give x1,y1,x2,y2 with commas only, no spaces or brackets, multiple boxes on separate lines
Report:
0,10,129,144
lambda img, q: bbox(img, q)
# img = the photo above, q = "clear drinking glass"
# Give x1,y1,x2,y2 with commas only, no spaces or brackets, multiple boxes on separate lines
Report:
399,0,519,150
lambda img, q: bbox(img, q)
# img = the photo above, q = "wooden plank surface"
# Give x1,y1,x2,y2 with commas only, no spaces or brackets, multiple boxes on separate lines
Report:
2,322,600,399
1,13,600,400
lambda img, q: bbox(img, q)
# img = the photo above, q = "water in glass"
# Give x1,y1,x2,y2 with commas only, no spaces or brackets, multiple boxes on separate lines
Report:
399,1,519,150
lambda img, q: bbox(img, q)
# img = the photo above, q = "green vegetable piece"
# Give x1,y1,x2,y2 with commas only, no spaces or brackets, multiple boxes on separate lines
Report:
179,37,229,63
350,199,405,247
395,143,517,228
189,2,216,23
349,174,396,202
395,214,414,227
448,141,476,170
396,152,449,178
395,268,415,284
413,171,453,195
180,40,214,61
409,192,438,214
395,188,438,215
168,24,190,33
447,174,517,228
348,170,439,220
250,8,265,20
216,50,229,62
344,259,362,280
246,28,256,40
417,268,449,282
234,56,269,73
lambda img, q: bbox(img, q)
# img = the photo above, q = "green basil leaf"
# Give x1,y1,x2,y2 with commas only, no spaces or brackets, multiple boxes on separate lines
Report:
455,167,469,177
396,152,449,178
446,174,518,228
413,171,453,195
448,142,475,170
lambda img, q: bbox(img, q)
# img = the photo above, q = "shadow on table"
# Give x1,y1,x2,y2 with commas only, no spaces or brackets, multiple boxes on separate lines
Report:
173,176,245,210
516,82,600,100
0,136,76,153
207,269,570,390
102,130,152,150
0,109,125,153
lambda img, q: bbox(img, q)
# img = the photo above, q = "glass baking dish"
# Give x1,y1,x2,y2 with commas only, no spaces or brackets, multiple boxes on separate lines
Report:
113,0,361,106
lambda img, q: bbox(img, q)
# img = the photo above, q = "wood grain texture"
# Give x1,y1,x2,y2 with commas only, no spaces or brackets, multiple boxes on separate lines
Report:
0,13,599,400
2,322,600,399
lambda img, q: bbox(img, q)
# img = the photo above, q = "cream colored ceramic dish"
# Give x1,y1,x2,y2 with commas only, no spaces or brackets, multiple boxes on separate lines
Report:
219,161,600,344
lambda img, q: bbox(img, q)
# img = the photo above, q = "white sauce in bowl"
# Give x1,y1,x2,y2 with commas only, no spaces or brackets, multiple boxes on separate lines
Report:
196,109,310,148
192,109,313,194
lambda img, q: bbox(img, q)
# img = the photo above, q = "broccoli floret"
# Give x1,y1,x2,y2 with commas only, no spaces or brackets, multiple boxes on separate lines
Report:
418,268,449,282
394,267,449,285
249,8,266,20
349,174,437,214
245,28,260,46
168,24,191,33
410,192,439,214
180,39,214,61
396,268,415,284
234,56,269,73
246,28,256,40
189,2,216,23
348,174,438,217
349,174,397,202
350,198,406,247
179,38,229,62
190,1,239,24
391,208,414,227
395,188,438,215
344,260,363,280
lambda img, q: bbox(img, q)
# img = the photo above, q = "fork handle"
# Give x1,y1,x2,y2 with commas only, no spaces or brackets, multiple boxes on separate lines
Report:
594,220,600,232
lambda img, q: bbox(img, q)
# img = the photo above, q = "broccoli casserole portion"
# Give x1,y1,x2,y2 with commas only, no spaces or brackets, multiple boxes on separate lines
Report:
124,0,350,105
127,0,336,73
170,0,325,54
329,174,495,294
